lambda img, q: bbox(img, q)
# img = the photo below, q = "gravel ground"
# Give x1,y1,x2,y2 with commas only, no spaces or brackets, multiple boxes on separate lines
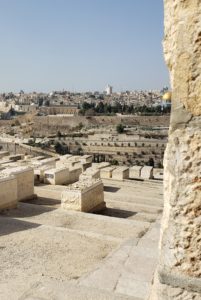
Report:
0,218,117,299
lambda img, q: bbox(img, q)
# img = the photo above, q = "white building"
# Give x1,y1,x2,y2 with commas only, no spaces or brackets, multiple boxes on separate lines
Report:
105,85,113,95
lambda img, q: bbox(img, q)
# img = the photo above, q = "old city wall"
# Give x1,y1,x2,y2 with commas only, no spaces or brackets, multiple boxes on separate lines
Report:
150,1,201,299
32,115,170,135
0,142,53,158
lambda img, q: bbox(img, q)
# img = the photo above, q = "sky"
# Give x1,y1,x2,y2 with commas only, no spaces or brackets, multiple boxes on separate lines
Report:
0,0,169,93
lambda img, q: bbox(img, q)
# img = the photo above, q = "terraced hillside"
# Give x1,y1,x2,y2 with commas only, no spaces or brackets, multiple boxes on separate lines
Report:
0,178,163,299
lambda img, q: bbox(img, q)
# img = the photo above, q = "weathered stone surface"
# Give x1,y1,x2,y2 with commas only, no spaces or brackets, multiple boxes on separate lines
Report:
61,179,105,212
112,166,129,181
141,166,153,180
79,167,100,181
150,0,201,299
0,174,18,210
44,167,69,185
163,0,201,117
100,166,116,179
129,166,142,179
3,166,34,201
160,127,201,276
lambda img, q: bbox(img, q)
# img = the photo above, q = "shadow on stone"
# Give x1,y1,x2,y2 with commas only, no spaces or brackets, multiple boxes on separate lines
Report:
95,207,137,219
22,197,61,207
0,217,40,236
104,186,121,193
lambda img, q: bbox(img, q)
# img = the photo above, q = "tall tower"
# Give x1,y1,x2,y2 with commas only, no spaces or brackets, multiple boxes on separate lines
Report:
105,85,113,95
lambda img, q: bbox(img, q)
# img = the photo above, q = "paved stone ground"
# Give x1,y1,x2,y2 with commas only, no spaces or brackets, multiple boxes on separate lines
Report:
0,178,163,299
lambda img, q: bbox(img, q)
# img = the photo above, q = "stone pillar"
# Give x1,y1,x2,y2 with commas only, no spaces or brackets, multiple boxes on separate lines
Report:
150,1,201,299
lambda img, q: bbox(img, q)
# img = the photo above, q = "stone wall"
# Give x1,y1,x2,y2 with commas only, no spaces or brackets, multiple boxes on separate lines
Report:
3,167,35,201
0,142,53,158
150,1,201,299
0,175,18,210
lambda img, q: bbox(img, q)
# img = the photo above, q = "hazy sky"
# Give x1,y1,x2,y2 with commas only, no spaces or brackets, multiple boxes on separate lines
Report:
0,0,169,93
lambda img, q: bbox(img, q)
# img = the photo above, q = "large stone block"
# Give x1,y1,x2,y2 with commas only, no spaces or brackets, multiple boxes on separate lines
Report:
141,166,153,180
163,0,201,117
68,167,82,184
81,162,92,172
34,165,53,183
79,168,100,181
80,155,93,164
150,0,201,299
153,168,164,180
100,167,116,179
0,151,9,159
44,167,69,185
3,166,34,201
0,174,18,210
35,157,57,168
59,154,73,161
129,166,143,179
93,162,111,170
61,180,105,212
8,154,24,162
112,167,129,181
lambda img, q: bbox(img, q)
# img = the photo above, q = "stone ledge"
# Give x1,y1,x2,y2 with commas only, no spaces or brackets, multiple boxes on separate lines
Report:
159,267,201,294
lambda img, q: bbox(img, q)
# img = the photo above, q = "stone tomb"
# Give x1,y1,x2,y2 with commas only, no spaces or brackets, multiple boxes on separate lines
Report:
93,162,110,170
141,166,153,180
8,154,25,162
0,174,18,211
61,179,105,212
112,166,129,180
0,151,9,159
100,166,116,179
68,166,82,184
153,168,164,180
80,161,92,172
59,154,73,161
79,167,100,181
80,155,93,164
34,157,57,168
2,166,34,201
129,166,143,179
44,167,69,185
34,165,52,183
56,158,80,169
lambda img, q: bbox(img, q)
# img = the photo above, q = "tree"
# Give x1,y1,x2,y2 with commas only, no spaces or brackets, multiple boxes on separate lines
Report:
116,123,125,134
55,142,68,155
85,108,95,116
57,131,62,139
96,102,104,114
148,158,155,167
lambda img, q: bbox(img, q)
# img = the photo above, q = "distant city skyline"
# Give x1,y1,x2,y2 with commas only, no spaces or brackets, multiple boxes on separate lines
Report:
0,0,169,93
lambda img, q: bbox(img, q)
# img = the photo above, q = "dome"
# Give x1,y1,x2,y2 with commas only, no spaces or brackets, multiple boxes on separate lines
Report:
162,92,172,101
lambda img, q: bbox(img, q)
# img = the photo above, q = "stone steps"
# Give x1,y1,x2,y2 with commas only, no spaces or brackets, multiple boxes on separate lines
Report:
101,207,159,223
0,177,163,300
104,192,163,207
20,279,139,300
3,202,150,241
106,198,163,214
79,222,160,299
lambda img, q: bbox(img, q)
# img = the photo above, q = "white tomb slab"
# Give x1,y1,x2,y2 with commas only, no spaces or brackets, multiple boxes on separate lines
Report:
112,166,129,180
61,179,105,212
141,166,154,179
44,167,69,185
79,168,100,181
129,166,143,179
100,166,116,179
0,151,9,159
153,168,164,180
2,166,34,201
0,174,18,210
